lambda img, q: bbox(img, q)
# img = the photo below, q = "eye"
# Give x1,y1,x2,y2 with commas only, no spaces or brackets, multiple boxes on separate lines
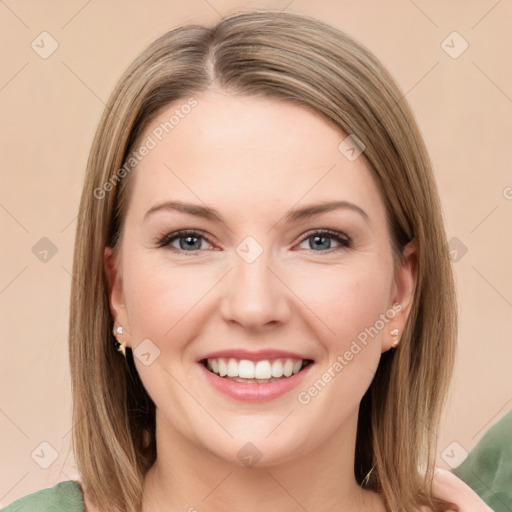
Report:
296,229,351,252
156,228,351,254
156,230,214,252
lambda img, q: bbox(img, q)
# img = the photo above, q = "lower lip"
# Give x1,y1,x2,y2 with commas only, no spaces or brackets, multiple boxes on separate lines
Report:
198,362,314,402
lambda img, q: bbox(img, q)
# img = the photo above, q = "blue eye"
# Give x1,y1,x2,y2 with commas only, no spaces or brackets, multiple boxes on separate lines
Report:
297,230,351,252
156,229,351,254
157,230,213,252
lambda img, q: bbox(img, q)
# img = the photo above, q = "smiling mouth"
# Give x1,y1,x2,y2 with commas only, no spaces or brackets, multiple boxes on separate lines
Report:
200,357,314,384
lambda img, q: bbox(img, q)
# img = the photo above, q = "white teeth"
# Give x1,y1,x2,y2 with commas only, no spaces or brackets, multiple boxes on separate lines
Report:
205,357,308,380
283,360,294,377
271,359,284,378
227,358,238,377
218,358,228,377
254,360,272,379
238,359,255,378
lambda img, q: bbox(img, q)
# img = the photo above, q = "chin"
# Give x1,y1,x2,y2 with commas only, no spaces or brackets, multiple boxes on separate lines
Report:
200,431,314,469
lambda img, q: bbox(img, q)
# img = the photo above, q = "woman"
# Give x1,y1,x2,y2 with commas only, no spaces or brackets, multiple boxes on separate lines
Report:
1,9,493,512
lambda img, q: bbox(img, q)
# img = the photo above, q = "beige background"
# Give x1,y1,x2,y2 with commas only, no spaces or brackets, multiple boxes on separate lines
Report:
1,0,511,506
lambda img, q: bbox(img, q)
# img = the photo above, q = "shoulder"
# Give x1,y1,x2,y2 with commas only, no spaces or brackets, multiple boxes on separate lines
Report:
0,480,85,512
452,411,512,508
432,468,494,511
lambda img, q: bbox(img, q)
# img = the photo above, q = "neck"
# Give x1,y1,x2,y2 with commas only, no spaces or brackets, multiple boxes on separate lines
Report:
141,407,384,512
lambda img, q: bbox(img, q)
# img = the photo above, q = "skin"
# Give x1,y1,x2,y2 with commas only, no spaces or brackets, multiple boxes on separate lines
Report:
103,90,417,512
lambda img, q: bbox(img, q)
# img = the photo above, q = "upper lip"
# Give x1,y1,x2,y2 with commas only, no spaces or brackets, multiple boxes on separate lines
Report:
198,348,314,363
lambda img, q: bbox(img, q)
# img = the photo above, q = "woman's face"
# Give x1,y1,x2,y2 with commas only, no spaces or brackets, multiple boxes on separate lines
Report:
105,90,415,466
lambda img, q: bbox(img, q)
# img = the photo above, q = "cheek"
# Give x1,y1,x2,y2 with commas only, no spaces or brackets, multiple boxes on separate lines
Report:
293,266,391,413
122,254,216,342
295,261,393,344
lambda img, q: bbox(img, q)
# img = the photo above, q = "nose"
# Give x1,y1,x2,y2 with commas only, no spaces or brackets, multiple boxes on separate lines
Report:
219,246,291,331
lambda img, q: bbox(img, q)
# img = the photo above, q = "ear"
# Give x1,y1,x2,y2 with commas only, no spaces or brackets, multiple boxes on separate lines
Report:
104,246,131,348
383,240,417,352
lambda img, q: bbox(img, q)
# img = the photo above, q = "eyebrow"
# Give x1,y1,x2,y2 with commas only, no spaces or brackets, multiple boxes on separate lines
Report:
144,199,369,224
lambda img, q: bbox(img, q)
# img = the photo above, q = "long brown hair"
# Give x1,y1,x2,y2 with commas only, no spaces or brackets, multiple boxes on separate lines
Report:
69,9,458,511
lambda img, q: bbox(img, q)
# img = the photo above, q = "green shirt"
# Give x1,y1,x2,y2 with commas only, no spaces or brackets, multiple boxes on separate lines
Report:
0,480,84,512
453,410,512,512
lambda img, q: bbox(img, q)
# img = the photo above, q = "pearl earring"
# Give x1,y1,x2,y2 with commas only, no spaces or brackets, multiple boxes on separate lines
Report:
390,328,400,349
113,325,127,356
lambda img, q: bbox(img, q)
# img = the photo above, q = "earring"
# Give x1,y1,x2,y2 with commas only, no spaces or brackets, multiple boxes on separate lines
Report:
362,464,375,487
113,325,127,356
390,328,400,349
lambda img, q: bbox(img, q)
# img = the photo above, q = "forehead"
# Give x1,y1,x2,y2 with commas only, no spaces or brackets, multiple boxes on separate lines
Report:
126,91,385,220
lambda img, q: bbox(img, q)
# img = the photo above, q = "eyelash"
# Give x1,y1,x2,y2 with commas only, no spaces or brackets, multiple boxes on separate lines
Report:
155,229,351,254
